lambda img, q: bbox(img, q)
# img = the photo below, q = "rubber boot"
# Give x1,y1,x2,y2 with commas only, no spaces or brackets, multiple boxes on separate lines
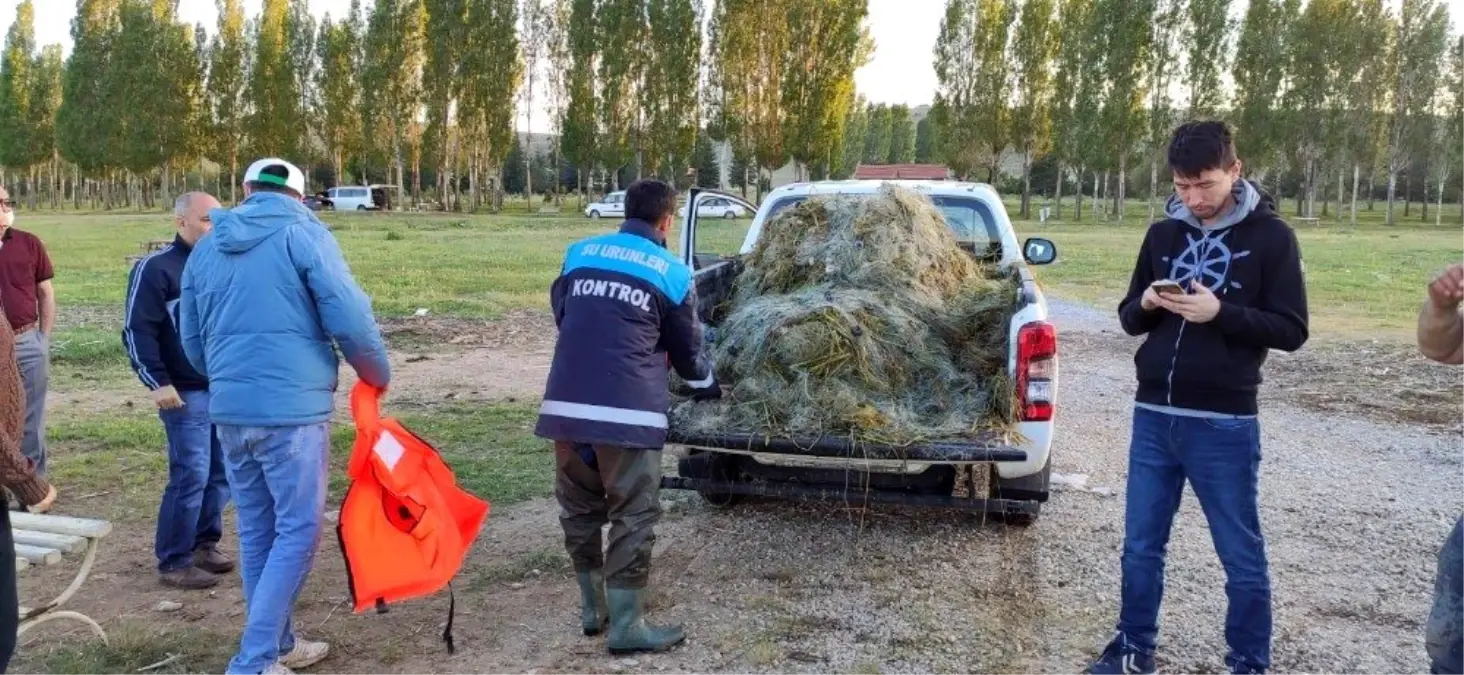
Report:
606,587,685,655
577,571,610,636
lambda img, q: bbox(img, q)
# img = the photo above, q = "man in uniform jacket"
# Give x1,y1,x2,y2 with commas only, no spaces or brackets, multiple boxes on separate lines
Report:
536,179,720,655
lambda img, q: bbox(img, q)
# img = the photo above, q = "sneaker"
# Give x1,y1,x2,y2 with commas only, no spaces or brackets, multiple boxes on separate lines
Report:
159,566,219,590
1086,632,1156,674
279,640,329,670
261,663,295,675
193,547,236,574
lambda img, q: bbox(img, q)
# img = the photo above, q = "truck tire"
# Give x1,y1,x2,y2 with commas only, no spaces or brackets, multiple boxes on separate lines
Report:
989,459,1051,527
679,451,744,508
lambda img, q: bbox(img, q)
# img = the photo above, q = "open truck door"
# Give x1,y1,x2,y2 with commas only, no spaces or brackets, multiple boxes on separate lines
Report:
677,187,758,271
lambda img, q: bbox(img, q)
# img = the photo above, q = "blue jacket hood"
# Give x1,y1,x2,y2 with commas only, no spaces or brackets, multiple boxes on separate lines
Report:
209,192,314,254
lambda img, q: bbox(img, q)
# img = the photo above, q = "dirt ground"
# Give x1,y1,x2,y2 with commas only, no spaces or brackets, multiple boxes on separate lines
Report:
17,301,1463,674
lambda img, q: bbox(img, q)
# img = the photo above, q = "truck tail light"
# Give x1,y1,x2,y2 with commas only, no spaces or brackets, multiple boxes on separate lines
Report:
1017,321,1057,422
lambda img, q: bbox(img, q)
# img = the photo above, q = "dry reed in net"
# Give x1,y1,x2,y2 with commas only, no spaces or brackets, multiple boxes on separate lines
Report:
670,185,1020,446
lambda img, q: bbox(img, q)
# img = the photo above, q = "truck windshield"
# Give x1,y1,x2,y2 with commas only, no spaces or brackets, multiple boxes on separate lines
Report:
762,194,1001,250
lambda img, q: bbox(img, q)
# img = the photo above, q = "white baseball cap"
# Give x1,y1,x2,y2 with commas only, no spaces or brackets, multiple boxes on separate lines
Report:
243,157,306,195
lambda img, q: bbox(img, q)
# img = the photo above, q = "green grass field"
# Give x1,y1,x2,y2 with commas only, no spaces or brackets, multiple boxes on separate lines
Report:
29,196,1461,340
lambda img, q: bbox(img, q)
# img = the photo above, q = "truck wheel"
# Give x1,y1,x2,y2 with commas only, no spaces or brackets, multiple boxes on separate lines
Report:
989,459,1051,503
679,451,744,508
995,504,1039,527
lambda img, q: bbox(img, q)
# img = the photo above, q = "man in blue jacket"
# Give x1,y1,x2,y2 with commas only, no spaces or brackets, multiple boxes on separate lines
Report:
536,179,719,655
181,158,390,675
124,191,234,591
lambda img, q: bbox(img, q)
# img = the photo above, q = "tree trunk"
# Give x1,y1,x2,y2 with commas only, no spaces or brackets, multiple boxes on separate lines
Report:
1386,170,1397,225
1421,175,1429,221
1075,166,1085,222
1367,173,1375,210
1116,160,1127,221
1437,170,1447,228
229,152,238,205
161,163,172,209
1091,171,1099,219
1019,149,1033,218
1350,164,1360,227
494,163,505,213
1148,159,1158,222
1404,171,1411,217
1054,164,1064,219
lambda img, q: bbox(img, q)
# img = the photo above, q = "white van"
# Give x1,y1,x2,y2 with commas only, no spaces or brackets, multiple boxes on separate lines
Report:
327,186,376,211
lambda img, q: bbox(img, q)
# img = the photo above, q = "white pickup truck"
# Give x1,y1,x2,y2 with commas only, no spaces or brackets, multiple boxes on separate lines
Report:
667,180,1061,525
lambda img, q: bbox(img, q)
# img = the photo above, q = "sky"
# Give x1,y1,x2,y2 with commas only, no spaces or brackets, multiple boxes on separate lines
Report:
1,0,1459,132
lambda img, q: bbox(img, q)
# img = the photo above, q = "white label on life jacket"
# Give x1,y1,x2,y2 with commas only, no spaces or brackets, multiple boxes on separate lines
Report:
374,430,406,472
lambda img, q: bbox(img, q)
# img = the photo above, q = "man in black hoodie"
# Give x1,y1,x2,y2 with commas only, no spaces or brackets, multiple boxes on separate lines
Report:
1087,121,1309,675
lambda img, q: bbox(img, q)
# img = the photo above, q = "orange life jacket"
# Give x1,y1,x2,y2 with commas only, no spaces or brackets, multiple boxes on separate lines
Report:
338,381,490,652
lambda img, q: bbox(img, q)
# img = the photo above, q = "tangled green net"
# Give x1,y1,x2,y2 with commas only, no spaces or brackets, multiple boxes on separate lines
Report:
671,185,1021,445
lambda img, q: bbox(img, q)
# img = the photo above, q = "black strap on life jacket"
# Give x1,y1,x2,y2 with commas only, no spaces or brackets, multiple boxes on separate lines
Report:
443,583,457,654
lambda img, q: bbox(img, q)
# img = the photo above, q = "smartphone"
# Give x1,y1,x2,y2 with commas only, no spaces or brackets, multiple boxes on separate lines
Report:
1150,279,1186,296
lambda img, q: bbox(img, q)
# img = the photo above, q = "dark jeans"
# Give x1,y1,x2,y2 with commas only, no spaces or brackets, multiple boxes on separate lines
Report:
1117,406,1270,673
0,505,18,672
1429,517,1464,674
155,390,230,573
554,441,663,588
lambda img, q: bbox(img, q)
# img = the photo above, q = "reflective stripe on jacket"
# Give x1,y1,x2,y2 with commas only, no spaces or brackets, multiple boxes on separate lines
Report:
534,219,714,449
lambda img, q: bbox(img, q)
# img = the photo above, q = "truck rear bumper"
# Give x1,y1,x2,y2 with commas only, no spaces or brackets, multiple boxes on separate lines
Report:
666,431,1028,463
660,476,1040,515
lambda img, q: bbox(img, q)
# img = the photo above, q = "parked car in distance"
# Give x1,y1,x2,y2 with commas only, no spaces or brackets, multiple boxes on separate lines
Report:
677,196,748,219
303,193,334,211
584,191,626,219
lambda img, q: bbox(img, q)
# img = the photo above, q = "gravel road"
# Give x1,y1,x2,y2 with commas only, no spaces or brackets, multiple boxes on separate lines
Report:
373,299,1463,675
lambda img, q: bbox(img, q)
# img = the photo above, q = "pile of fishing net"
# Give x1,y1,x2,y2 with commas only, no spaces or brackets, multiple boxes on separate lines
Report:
670,185,1021,445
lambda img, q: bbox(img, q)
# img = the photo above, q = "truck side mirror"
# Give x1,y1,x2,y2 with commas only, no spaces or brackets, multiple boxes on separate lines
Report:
1023,237,1057,265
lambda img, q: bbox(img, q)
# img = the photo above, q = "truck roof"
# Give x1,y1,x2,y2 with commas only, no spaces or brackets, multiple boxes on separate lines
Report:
762,179,1003,204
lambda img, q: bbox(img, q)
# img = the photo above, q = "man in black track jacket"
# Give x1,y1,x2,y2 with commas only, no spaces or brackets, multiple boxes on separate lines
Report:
536,179,719,656
1088,121,1309,675
123,192,235,590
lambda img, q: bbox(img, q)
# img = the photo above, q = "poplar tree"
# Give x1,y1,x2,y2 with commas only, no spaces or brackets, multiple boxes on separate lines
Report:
1232,0,1298,180
423,0,467,204
643,0,702,177
834,95,868,177
518,0,552,194
361,0,426,194
543,0,571,202
0,0,36,175
1185,0,1232,117
207,0,248,202
560,0,596,198
1010,0,1057,216
315,2,363,188
886,104,915,163
59,0,124,206
247,0,302,161
29,44,61,207
863,103,891,165
457,0,520,210
1382,0,1449,224
780,0,867,180
597,0,642,185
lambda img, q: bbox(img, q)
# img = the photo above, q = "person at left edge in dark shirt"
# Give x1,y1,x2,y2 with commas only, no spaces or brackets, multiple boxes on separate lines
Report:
0,185,56,502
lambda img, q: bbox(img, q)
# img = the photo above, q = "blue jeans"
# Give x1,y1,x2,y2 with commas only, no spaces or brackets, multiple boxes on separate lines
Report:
1429,517,1463,674
155,389,230,573
1117,406,1270,673
216,423,330,675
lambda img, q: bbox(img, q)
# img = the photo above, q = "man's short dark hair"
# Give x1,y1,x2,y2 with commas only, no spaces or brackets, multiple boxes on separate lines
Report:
1168,120,1238,178
246,164,301,198
625,179,677,223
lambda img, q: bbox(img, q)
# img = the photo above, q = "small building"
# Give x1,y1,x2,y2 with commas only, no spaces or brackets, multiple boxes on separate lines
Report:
851,164,954,181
